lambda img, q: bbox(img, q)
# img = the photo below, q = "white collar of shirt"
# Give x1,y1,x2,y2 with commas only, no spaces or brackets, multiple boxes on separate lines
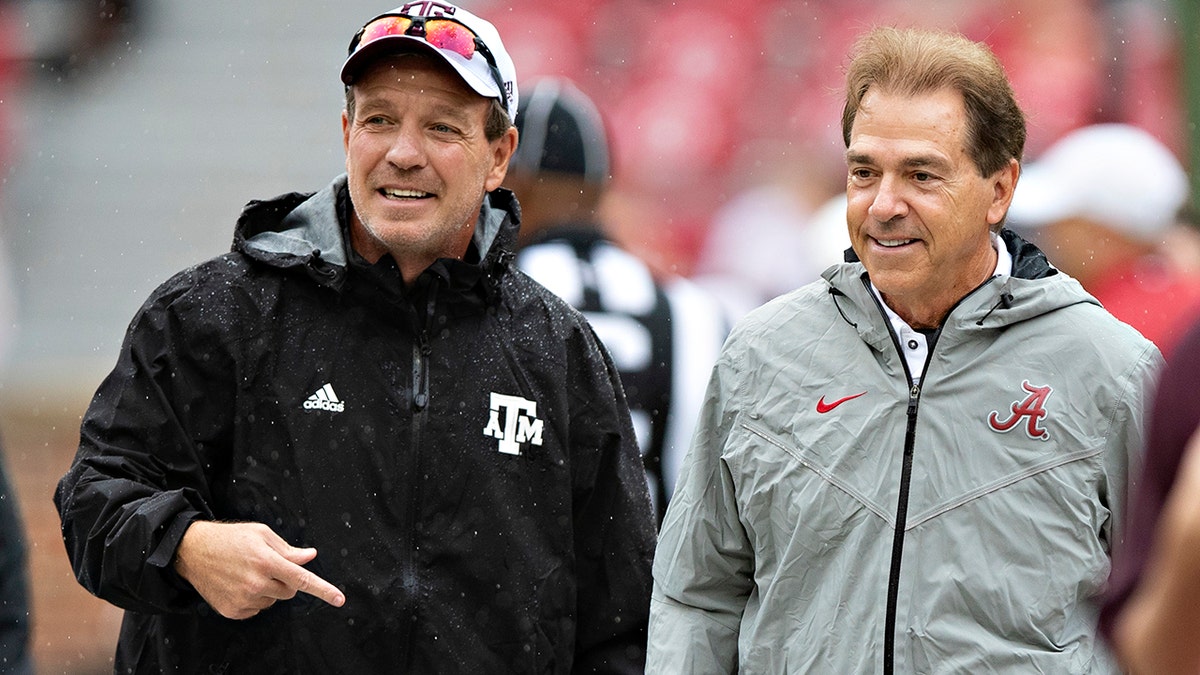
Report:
870,232,1012,383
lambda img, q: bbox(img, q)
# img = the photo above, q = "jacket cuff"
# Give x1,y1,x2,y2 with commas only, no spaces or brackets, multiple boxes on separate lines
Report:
146,510,201,575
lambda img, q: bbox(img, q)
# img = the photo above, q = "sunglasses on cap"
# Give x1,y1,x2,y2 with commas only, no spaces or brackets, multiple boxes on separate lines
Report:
347,14,507,108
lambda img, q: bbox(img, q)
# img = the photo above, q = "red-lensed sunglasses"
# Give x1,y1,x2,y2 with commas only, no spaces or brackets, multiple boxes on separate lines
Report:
348,14,506,106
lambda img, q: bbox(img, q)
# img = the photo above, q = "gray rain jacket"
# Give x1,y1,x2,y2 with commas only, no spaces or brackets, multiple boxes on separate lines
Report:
648,230,1161,673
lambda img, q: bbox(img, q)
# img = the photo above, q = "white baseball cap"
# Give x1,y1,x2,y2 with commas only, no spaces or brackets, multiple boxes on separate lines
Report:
1008,124,1188,242
340,2,519,121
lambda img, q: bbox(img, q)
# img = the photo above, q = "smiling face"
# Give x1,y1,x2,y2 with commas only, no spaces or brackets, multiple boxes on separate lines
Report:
342,53,517,282
845,86,1018,328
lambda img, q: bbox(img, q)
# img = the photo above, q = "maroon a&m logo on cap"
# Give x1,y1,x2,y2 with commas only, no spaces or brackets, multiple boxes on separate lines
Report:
399,1,459,18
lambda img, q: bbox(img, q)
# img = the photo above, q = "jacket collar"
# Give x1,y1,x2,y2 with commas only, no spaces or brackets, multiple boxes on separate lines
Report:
998,227,1056,280
233,174,522,297
825,228,1096,338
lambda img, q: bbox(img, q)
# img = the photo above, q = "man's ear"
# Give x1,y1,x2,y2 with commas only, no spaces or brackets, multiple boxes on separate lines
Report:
988,157,1020,227
486,126,519,192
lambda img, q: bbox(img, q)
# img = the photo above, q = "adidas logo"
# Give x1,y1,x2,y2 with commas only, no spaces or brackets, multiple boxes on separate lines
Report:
303,383,345,413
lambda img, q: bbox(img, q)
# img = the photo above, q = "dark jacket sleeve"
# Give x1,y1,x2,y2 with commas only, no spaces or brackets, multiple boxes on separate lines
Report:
566,321,656,674
53,269,236,613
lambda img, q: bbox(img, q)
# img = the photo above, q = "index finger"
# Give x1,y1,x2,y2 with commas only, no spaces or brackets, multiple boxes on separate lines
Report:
278,561,346,608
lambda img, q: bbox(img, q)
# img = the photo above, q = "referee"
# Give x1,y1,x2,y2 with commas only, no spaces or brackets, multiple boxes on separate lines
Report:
505,77,728,524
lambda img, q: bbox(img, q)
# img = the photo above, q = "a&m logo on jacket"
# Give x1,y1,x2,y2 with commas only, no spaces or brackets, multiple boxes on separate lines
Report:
483,392,545,455
988,380,1053,441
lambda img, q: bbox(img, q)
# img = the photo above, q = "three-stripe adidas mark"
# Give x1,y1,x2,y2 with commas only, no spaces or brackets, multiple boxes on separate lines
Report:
303,383,344,413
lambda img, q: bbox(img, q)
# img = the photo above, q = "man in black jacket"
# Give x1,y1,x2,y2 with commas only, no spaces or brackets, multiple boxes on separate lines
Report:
53,3,655,672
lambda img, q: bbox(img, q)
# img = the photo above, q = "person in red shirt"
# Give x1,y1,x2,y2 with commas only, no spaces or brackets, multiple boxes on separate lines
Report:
1008,123,1200,354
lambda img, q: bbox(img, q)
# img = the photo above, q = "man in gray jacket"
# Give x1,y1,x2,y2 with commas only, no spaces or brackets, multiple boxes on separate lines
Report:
648,26,1161,673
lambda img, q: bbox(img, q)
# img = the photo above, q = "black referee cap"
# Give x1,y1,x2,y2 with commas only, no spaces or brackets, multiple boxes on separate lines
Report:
512,77,610,185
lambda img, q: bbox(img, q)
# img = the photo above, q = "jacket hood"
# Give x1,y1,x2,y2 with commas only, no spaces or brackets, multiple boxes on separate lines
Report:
232,174,522,292
824,228,1101,348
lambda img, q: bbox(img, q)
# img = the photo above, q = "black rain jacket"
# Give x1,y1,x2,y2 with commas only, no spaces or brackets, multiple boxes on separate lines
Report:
54,176,656,674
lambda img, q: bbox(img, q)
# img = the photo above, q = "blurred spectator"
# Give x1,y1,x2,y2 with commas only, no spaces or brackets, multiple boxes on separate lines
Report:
0,442,30,674
13,0,142,77
1164,202,1200,277
0,4,32,669
1008,123,1200,354
692,140,844,317
0,0,21,179
505,77,728,522
1099,317,1200,673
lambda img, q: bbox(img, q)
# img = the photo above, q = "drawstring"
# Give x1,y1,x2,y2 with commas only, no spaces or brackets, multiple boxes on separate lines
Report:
976,292,1014,326
829,287,858,329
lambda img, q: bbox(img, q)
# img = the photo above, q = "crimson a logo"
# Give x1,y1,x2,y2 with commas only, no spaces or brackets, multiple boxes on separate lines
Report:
987,380,1053,441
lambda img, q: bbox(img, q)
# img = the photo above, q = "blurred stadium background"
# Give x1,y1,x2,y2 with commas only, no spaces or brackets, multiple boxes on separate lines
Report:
0,0,1191,671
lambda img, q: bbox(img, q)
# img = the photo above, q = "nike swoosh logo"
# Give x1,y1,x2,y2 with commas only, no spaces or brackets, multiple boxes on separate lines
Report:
816,391,867,413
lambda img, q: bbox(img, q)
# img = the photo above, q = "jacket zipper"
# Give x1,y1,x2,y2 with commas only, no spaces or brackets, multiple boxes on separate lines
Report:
401,288,436,664
860,275,928,675
862,273,1008,672
883,382,920,675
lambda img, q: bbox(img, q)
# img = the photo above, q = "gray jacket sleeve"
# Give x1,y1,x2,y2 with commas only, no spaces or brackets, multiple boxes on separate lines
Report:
647,340,753,673
1102,341,1164,553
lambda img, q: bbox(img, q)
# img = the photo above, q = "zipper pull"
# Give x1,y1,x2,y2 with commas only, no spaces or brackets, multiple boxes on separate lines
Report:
414,330,431,410
418,330,432,357
907,383,920,416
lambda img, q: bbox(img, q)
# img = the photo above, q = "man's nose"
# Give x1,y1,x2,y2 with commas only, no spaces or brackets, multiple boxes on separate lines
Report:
386,125,426,170
868,174,909,222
